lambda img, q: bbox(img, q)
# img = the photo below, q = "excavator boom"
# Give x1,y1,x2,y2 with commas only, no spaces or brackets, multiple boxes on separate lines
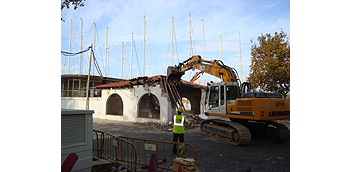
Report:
167,55,239,83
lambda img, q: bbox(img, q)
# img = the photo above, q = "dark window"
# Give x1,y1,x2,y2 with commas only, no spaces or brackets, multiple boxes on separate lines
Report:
209,86,219,108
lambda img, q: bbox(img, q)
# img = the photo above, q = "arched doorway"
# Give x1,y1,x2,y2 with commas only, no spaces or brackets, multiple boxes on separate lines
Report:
106,94,123,116
138,93,160,119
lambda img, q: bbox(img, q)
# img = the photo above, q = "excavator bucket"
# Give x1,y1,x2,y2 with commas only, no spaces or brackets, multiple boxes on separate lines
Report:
167,66,184,82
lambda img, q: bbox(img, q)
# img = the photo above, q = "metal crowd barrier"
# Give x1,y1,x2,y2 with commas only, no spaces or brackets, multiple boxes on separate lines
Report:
119,136,196,171
93,130,197,171
93,130,137,171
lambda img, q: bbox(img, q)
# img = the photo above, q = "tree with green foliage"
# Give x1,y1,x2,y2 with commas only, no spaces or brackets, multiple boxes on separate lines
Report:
248,30,290,97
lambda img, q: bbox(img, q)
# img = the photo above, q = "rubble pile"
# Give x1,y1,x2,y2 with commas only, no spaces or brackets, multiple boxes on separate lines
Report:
132,114,204,131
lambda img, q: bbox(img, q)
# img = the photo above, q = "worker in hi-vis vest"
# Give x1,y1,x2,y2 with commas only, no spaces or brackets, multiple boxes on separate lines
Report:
172,107,185,154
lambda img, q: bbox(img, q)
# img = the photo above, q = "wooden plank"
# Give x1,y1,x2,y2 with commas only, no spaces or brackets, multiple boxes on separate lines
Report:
173,157,196,166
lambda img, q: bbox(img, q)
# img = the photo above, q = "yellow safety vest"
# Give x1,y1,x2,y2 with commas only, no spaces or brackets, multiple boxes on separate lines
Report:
173,115,185,134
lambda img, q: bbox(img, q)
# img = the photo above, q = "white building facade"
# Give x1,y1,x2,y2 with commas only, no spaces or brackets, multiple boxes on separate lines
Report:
62,75,205,124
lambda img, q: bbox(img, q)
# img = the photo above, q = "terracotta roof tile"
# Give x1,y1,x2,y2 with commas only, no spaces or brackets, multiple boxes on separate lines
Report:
95,75,206,89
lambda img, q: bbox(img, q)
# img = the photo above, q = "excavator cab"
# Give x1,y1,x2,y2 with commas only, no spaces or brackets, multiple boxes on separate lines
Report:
206,82,240,115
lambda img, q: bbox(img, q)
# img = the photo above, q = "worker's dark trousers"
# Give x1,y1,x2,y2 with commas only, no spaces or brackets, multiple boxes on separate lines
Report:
173,133,184,154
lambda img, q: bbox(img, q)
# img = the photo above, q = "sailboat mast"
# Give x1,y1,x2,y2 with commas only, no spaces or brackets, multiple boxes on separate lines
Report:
189,14,192,56
220,36,222,60
80,18,83,74
143,15,146,76
68,19,72,74
171,17,174,66
93,23,96,76
202,19,204,58
201,19,205,85
105,27,108,77
131,32,133,79
233,52,235,69
121,42,124,79
238,31,242,81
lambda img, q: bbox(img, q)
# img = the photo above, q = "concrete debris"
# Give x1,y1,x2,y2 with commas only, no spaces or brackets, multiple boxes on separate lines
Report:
132,115,204,131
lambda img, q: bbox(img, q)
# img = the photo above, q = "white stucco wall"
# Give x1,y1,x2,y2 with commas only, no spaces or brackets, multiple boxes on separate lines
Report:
61,84,173,124
61,97,103,117
96,84,172,124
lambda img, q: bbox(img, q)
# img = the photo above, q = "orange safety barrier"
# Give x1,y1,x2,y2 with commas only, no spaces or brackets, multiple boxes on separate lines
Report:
93,130,197,171
93,130,138,172
119,136,196,171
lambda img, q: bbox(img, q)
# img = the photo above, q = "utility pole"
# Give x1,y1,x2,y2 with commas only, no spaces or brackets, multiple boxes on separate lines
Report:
85,43,93,110
68,19,72,74
121,42,124,79
105,27,108,77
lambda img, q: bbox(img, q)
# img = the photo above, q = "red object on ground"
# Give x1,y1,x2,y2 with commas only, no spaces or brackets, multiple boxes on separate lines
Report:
178,165,182,172
61,153,78,172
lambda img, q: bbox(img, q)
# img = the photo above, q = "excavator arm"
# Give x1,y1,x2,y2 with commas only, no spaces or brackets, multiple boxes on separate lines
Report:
167,55,240,83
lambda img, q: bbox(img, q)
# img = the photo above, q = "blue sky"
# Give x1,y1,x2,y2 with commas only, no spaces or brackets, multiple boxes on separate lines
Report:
61,0,290,84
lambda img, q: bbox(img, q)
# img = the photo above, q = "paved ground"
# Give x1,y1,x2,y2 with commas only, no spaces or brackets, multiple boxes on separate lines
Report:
93,118,290,172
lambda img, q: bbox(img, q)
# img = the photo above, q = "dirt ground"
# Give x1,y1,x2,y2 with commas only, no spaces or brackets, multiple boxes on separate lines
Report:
93,119,290,172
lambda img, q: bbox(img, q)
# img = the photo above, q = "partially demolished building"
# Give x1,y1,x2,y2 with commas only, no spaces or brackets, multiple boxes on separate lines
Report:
61,75,206,124
95,75,206,123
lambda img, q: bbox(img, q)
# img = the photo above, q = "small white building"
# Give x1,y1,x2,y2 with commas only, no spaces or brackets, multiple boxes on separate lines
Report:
61,75,205,124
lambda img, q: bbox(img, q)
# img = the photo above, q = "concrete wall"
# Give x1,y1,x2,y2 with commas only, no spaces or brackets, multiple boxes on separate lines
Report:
61,84,173,124
61,97,103,117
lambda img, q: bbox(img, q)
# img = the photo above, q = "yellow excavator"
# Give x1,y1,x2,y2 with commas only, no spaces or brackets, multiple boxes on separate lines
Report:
167,55,290,145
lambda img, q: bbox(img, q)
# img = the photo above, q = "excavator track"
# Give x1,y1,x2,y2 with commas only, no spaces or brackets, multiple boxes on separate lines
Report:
263,121,290,142
232,119,290,143
200,119,251,145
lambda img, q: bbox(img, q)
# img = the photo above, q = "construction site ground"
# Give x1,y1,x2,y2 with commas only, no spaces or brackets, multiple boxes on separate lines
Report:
93,118,290,172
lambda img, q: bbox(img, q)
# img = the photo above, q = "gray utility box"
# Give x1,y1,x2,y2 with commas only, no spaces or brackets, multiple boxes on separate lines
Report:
61,109,94,172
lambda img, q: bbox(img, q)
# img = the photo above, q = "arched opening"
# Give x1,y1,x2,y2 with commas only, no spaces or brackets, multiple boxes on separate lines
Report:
138,93,160,119
182,97,191,112
106,94,123,116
